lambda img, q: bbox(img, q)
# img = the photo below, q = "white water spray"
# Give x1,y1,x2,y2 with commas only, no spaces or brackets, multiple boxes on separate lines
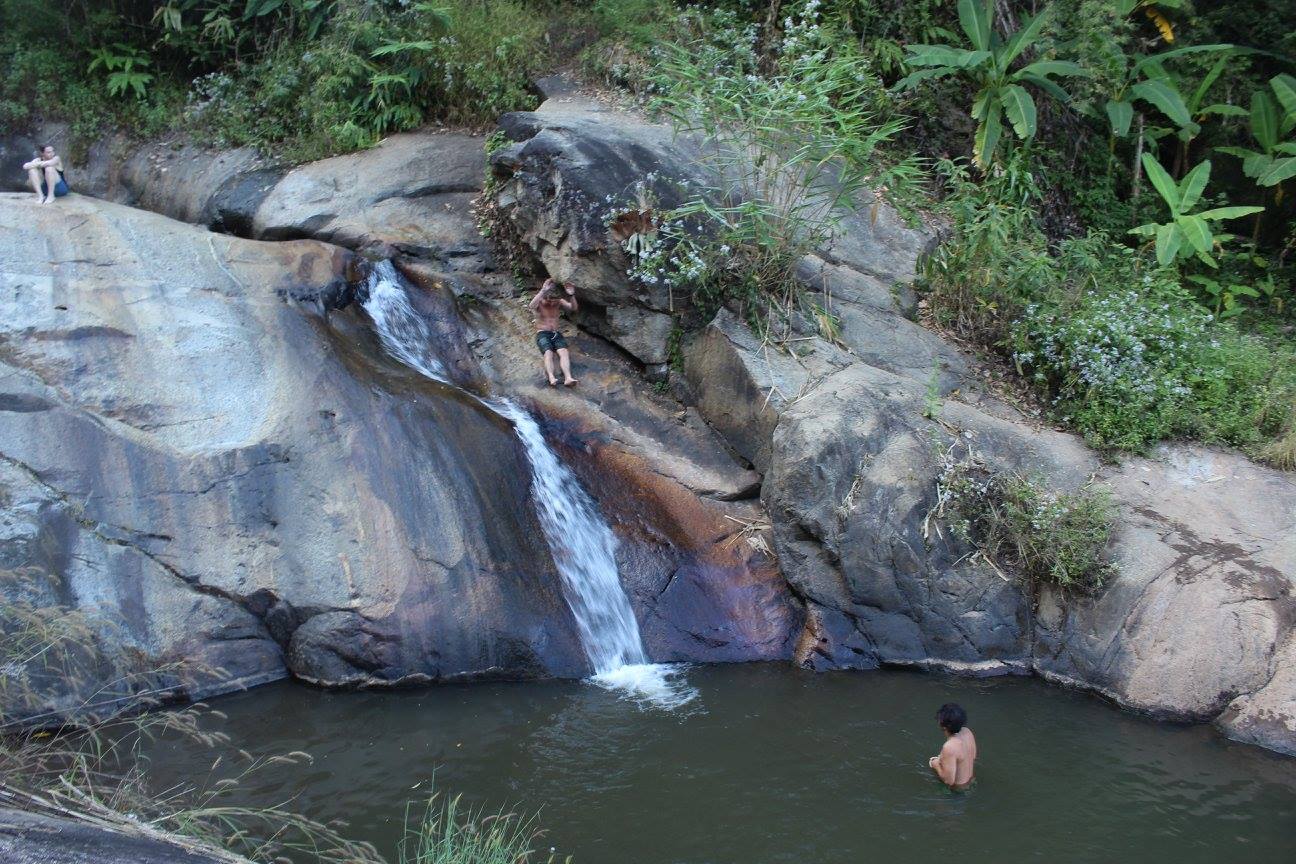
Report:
360,262,694,709
363,261,449,381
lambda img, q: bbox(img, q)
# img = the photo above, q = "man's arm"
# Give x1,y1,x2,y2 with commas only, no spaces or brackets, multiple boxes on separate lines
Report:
527,291,544,311
558,285,578,312
928,742,959,786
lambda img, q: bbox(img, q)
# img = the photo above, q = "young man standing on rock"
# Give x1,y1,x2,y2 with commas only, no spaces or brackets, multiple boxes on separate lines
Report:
929,703,976,789
529,277,579,387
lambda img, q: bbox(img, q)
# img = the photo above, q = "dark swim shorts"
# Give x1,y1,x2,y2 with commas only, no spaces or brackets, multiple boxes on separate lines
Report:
40,178,69,198
535,330,568,354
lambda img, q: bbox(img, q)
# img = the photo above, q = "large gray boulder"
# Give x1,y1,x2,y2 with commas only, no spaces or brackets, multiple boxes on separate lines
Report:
0,808,248,864
489,96,708,365
486,90,955,375
9,131,492,268
688,306,1296,755
0,193,588,717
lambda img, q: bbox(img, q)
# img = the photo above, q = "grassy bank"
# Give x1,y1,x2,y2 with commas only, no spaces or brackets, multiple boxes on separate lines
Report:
0,586,559,863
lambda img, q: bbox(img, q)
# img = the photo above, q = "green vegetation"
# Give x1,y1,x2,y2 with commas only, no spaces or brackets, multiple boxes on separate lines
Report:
897,0,1086,167
1,0,562,161
933,442,1115,592
587,0,1296,464
399,791,567,864
2,0,1294,463
1014,286,1295,451
627,27,921,328
0,579,559,863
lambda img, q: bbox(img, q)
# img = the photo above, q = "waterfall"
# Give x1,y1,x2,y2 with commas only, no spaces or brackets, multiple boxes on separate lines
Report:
363,261,449,382
360,262,694,709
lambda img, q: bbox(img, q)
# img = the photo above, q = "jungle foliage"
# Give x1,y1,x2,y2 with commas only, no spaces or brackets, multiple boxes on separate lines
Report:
2,0,1294,461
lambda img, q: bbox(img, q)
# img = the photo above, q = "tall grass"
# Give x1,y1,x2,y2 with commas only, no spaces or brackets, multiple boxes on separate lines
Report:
399,791,568,864
0,576,383,863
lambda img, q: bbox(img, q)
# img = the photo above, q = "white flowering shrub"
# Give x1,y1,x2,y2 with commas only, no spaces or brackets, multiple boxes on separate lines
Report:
932,441,1114,593
1012,285,1295,453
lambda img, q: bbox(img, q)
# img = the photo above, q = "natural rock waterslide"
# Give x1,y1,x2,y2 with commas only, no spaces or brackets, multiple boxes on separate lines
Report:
0,187,791,722
361,260,693,706
3,84,1292,755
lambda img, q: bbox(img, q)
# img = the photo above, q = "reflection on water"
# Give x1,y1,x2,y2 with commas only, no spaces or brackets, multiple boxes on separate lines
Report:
142,666,1296,864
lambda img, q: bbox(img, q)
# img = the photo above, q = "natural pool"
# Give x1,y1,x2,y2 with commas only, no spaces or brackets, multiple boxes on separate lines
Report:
143,665,1296,863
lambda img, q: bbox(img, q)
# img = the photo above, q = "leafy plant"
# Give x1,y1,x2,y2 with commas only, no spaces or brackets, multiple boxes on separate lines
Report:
1012,285,1296,452
1185,272,1260,319
399,788,566,864
1098,41,1235,194
919,154,1056,341
87,44,154,99
897,0,1085,167
1128,153,1262,267
641,38,922,323
1217,74,1296,188
932,440,1115,592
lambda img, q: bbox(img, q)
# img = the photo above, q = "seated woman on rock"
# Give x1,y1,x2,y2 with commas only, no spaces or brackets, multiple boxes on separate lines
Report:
23,144,69,204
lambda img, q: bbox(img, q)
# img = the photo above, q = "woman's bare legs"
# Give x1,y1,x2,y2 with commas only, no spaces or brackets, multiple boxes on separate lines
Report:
42,166,59,203
28,167,44,201
557,348,577,386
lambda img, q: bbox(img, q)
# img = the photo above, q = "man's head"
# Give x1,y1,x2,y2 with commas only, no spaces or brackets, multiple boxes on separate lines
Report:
40,145,54,159
542,280,564,300
937,702,966,736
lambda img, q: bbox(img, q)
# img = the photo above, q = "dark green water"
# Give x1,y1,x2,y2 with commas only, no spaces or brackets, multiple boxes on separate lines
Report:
145,665,1296,863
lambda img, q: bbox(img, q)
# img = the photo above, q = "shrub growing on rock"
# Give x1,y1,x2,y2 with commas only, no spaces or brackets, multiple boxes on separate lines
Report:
932,442,1115,593
1012,286,1296,453
624,8,922,330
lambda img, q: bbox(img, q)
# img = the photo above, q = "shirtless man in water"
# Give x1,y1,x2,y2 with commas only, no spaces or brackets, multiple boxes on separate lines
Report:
529,277,579,386
929,702,977,789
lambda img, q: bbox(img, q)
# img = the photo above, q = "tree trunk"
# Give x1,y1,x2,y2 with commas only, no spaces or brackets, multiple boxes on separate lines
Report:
757,0,785,75
1252,188,1267,246
1131,113,1145,201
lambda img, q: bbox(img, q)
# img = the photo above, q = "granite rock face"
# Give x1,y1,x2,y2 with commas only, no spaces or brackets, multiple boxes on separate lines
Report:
6,86,1293,758
488,98,708,365
0,193,588,717
686,304,1296,755
0,808,248,864
0,189,804,723
484,92,1293,754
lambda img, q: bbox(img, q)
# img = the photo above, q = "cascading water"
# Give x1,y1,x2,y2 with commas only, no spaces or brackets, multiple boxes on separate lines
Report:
363,260,450,382
360,261,694,708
